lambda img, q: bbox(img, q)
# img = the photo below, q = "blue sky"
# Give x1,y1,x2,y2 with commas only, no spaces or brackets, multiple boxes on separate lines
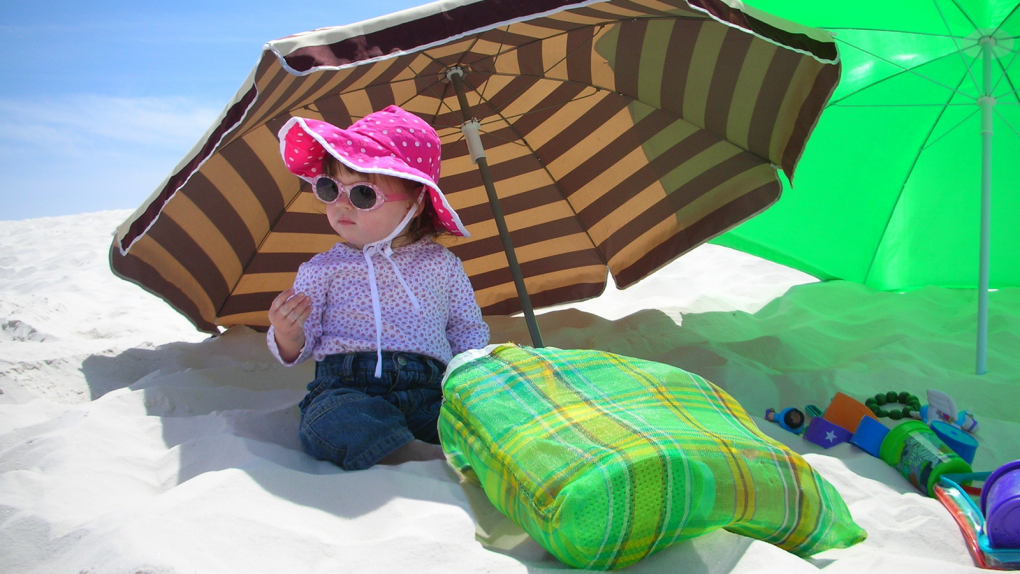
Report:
0,0,425,221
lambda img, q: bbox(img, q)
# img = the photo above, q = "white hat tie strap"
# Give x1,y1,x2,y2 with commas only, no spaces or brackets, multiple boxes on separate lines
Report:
361,189,426,378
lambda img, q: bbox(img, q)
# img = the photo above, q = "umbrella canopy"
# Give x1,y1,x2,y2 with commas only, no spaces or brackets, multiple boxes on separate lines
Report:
110,0,839,336
714,0,1020,371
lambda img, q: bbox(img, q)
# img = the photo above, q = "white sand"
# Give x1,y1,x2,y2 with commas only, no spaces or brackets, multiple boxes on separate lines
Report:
2,210,1017,573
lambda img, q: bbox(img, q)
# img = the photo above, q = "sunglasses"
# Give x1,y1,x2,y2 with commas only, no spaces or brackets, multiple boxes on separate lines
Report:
311,177,391,211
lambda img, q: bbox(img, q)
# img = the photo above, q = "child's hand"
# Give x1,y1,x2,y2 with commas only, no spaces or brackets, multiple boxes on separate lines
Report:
269,288,312,361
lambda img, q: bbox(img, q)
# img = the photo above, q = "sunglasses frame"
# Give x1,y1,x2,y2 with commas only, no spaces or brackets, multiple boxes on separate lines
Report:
311,176,390,212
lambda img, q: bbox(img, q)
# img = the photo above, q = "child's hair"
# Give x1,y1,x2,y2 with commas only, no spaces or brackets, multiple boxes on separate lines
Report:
323,154,448,243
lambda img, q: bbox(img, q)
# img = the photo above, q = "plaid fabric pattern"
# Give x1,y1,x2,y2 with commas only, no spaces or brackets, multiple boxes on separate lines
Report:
439,344,866,570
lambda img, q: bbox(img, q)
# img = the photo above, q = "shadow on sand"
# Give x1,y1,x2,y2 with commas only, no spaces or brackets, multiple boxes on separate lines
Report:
75,283,1020,571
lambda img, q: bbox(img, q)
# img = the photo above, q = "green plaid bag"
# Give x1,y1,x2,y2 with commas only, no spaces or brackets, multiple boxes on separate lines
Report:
439,344,866,570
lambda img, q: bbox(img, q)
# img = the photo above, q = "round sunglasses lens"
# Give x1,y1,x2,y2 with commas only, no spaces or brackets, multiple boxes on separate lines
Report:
349,184,378,210
315,178,339,202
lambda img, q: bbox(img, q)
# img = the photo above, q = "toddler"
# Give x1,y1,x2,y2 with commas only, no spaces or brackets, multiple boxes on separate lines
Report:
268,105,489,470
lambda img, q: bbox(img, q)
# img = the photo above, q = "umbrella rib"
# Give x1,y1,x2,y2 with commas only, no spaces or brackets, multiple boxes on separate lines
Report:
435,17,684,127
424,79,606,139
823,26,970,40
948,0,981,32
390,25,520,125
406,57,603,136
934,0,983,94
427,80,455,127
436,35,613,268
469,87,610,269
475,82,604,126
470,24,608,122
451,33,489,105
475,26,512,107
414,48,494,124
991,57,1015,100
990,87,1020,100
395,56,457,124
994,107,1020,138
942,0,1020,148
827,40,978,106
990,2,1020,41
422,87,604,152
415,24,626,144
919,107,979,152
410,33,611,268
408,58,484,157
414,23,603,125
384,53,481,157
832,103,974,107
991,44,1020,102
862,72,970,285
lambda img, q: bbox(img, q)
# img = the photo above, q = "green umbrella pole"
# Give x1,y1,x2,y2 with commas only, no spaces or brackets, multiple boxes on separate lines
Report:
977,38,994,375
446,67,545,348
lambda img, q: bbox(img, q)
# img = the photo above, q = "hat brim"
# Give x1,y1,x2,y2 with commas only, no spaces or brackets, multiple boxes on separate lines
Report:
279,117,468,237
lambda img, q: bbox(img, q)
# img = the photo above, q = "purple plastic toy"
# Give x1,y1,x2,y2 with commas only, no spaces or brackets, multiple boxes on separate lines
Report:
804,417,852,449
982,460,1020,549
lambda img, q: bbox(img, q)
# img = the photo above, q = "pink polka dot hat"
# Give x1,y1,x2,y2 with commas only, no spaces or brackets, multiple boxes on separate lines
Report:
277,105,468,237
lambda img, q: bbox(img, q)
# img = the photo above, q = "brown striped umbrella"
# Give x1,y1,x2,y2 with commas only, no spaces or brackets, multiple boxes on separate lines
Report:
110,0,839,341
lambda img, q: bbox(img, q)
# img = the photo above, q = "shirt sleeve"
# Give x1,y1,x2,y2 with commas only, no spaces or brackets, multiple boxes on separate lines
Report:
445,254,490,356
266,259,326,366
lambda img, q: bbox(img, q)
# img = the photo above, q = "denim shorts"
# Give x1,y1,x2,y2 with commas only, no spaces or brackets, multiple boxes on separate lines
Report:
298,351,446,471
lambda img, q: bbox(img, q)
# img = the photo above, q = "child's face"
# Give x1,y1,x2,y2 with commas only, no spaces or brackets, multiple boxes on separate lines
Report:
325,168,419,249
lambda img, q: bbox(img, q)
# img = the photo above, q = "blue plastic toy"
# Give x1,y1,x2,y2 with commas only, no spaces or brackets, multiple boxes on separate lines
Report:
765,407,806,435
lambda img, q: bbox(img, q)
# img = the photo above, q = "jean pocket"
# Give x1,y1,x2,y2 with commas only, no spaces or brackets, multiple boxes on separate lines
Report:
419,388,443,417
301,375,333,407
306,376,333,395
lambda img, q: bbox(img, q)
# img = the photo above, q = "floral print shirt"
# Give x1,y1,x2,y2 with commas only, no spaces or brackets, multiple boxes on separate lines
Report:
268,238,489,366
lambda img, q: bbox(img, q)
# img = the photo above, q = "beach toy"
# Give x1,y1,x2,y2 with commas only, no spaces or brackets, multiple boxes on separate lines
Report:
765,407,805,434
849,416,889,458
824,392,878,433
921,405,979,433
930,420,979,465
879,420,972,497
982,461,1020,549
923,389,980,433
804,416,852,449
936,472,1020,570
864,390,921,420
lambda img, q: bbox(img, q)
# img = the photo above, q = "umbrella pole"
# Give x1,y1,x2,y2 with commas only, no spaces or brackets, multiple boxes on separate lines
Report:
447,68,545,348
976,39,995,375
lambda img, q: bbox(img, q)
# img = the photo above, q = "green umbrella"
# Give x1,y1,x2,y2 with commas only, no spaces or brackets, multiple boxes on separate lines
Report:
715,0,1020,374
